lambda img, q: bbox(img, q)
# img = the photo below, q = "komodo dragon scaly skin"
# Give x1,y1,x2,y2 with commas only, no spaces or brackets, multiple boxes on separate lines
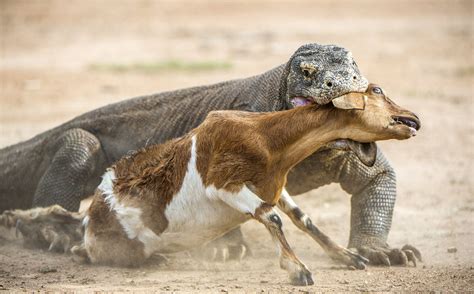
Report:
0,43,420,266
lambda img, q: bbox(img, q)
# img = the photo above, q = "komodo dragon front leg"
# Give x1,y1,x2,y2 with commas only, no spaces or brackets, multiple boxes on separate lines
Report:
340,151,422,266
286,148,422,266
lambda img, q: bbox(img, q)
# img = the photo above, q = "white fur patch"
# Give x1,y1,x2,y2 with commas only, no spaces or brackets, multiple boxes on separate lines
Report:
82,215,90,228
103,194,142,239
210,185,263,215
97,168,163,257
99,169,141,239
279,189,298,210
98,168,116,196
160,135,250,252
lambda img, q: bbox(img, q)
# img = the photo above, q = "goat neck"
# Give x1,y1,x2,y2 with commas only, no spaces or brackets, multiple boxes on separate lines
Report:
255,104,343,171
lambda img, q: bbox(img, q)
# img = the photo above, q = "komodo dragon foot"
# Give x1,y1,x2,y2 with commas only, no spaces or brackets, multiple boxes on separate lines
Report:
350,244,422,267
0,205,83,253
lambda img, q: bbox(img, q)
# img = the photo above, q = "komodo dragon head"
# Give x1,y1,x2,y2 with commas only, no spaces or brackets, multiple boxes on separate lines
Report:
280,43,368,107
279,43,378,165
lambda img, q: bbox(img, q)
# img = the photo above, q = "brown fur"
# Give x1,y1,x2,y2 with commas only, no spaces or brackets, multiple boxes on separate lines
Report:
193,85,418,205
84,83,419,267
85,137,192,265
112,137,192,236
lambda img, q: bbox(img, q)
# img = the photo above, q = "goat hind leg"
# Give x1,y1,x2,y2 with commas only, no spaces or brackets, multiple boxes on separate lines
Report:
255,204,313,286
218,186,313,286
278,190,368,269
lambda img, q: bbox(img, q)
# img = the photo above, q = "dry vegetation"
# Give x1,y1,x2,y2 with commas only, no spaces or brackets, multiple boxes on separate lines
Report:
0,0,473,291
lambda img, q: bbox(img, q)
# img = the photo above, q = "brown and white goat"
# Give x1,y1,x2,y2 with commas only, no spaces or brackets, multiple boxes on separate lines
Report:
76,84,420,286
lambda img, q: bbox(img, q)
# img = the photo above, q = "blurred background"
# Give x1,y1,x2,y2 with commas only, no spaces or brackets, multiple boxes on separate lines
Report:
0,0,472,291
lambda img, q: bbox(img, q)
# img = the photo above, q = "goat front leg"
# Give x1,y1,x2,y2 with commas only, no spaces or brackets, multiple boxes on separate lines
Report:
218,186,313,286
278,190,368,269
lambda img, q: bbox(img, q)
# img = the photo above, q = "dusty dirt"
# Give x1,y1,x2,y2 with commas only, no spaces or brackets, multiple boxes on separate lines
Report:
0,0,473,291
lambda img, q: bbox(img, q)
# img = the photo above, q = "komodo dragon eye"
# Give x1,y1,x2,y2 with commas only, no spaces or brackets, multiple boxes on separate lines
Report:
302,69,311,78
372,87,383,95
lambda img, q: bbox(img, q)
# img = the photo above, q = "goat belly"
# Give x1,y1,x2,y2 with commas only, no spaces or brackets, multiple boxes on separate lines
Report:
156,147,250,252
157,195,249,253
103,187,249,256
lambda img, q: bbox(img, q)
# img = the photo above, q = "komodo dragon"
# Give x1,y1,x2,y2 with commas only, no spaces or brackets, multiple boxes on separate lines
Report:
0,43,421,267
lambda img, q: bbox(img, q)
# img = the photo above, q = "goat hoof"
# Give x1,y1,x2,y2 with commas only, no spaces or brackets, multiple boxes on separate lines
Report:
346,249,369,270
290,269,314,286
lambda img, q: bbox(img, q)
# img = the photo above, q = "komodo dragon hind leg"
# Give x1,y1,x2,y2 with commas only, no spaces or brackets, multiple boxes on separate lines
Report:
0,205,84,252
32,128,106,212
4,128,105,252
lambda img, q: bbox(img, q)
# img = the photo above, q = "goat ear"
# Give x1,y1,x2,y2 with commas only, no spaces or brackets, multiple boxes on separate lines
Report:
332,93,366,110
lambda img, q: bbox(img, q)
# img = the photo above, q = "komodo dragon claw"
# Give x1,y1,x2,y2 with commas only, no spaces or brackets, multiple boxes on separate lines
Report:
0,205,83,253
350,244,422,267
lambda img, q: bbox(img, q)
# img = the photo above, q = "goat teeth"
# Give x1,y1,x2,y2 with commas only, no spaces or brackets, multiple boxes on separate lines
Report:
409,127,417,136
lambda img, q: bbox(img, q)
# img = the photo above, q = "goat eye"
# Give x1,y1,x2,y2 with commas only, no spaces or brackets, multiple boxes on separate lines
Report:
372,87,383,95
302,69,311,78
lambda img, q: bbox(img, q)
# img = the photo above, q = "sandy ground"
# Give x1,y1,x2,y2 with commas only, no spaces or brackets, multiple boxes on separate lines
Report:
0,0,473,291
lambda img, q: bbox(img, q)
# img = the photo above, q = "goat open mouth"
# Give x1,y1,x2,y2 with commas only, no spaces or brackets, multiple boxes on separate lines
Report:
392,116,421,136
290,96,317,107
